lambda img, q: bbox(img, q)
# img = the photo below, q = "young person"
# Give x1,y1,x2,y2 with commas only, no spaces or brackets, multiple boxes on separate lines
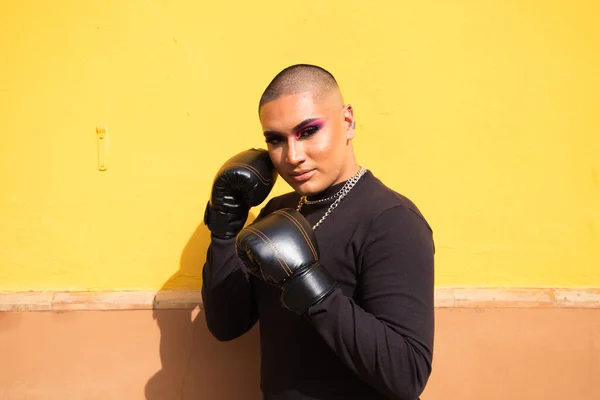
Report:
202,64,435,400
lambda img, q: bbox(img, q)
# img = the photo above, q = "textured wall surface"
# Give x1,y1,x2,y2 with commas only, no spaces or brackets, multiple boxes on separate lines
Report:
1,308,599,399
1,0,599,291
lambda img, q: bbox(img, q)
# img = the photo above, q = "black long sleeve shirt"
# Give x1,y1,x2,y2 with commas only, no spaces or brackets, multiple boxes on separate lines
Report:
202,170,435,400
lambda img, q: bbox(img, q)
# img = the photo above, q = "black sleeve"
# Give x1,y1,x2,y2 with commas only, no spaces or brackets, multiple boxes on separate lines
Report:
305,206,435,400
201,202,275,341
201,235,258,341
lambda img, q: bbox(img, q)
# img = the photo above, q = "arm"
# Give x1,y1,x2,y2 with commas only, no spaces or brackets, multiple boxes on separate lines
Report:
201,235,258,341
305,206,435,400
235,206,434,399
200,148,277,341
202,200,278,341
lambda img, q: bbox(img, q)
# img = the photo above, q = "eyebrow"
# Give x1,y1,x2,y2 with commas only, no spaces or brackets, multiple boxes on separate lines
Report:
263,118,320,137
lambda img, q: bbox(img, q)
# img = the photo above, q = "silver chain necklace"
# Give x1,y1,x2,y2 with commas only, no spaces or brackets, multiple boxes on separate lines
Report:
302,187,343,205
296,166,367,230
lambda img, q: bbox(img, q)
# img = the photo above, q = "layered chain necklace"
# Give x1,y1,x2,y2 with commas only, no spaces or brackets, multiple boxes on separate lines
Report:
296,166,367,230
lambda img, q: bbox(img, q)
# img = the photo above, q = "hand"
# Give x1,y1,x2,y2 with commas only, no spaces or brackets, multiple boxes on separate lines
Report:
204,148,277,238
235,208,337,314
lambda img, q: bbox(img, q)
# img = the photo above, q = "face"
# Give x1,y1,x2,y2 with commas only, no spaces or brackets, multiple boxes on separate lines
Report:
259,91,357,196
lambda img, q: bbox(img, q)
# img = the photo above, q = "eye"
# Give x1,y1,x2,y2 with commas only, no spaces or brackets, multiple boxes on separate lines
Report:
265,134,283,145
298,125,320,139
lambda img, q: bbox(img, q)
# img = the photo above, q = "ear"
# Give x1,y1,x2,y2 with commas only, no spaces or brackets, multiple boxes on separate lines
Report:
343,104,355,139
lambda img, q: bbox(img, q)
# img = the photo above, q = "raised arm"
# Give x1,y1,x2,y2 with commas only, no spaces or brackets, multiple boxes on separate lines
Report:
201,148,277,341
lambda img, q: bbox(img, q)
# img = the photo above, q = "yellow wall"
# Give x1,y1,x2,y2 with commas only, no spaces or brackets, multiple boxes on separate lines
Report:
1,0,598,291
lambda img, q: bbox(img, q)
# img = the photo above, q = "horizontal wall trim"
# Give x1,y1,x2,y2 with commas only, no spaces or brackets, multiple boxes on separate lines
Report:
0,288,599,312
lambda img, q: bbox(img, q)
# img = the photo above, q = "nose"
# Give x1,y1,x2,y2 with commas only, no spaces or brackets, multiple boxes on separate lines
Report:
285,138,306,165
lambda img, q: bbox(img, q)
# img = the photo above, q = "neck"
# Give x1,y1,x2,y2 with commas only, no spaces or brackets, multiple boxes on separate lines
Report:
305,163,365,203
332,147,359,186
334,164,360,186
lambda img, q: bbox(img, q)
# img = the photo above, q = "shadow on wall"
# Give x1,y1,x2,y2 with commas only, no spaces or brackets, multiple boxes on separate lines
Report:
145,213,262,400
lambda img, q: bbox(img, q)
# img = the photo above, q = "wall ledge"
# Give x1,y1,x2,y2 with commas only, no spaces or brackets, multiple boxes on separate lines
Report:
0,288,599,311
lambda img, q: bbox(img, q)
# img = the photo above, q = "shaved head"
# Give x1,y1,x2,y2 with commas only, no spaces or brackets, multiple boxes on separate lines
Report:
257,64,358,196
259,64,344,111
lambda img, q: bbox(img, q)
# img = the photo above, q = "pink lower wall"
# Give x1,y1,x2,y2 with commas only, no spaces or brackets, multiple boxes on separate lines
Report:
0,308,598,399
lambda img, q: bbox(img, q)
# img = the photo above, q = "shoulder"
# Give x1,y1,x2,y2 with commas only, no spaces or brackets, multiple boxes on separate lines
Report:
354,172,435,268
354,170,432,234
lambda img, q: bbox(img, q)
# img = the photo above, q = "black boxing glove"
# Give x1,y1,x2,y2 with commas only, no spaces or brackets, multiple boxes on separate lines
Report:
235,208,337,314
204,149,277,238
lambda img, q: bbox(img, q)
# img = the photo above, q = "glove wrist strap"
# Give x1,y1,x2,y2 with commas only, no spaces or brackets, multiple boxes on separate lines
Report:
203,201,246,238
281,263,337,314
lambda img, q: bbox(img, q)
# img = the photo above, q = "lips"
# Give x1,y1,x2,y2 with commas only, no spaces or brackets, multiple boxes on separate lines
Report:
290,169,316,183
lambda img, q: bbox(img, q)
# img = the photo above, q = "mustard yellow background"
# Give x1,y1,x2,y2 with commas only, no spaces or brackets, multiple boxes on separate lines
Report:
1,0,598,291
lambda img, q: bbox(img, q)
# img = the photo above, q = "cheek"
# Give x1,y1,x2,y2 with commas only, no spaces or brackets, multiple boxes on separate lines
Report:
319,129,345,160
309,130,337,158
304,138,328,162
